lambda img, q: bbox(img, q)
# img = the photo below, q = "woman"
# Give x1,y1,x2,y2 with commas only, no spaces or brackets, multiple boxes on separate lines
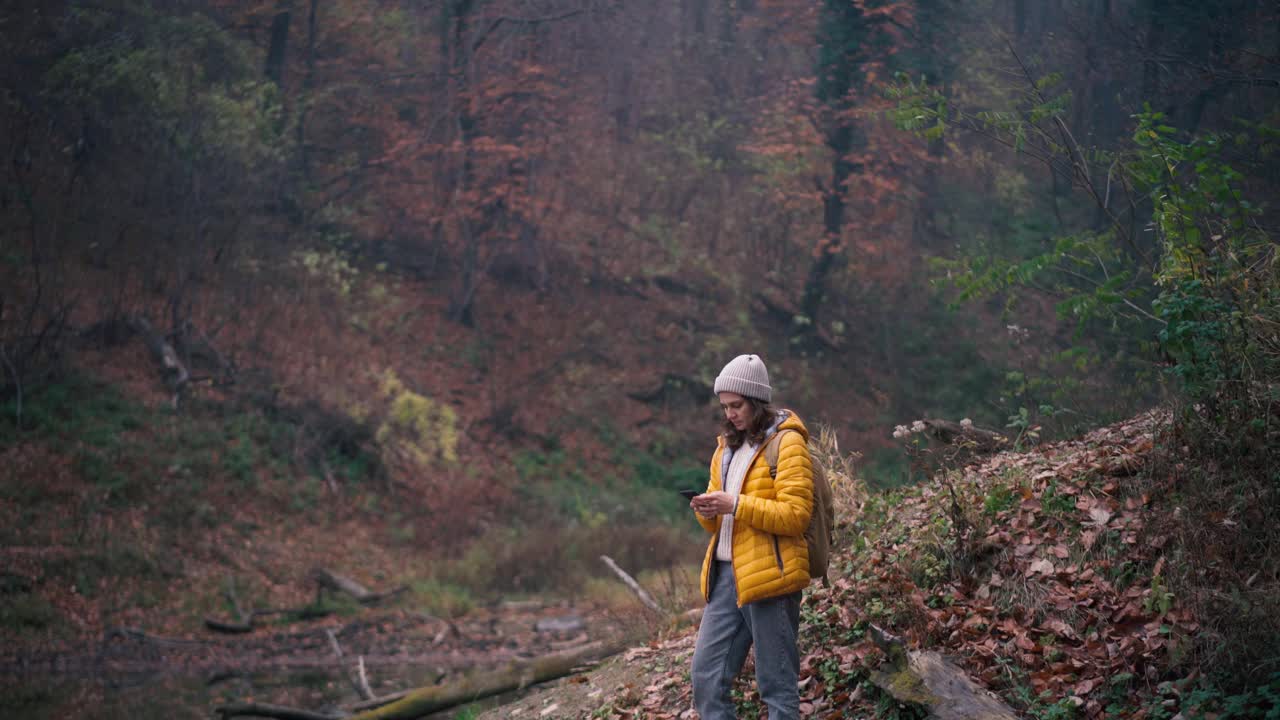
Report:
689,353,814,720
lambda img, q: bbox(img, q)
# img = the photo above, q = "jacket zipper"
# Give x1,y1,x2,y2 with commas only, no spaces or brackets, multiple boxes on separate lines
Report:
773,536,785,575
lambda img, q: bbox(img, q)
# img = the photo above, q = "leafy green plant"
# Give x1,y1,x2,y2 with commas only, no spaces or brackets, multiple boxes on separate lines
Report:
1152,281,1230,398
1005,406,1042,449
731,683,763,720
1182,674,1280,720
1128,115,1280,407
1144,574,1175,616
995,656,1081,720
1040,480,1075,517
984,484,1017,516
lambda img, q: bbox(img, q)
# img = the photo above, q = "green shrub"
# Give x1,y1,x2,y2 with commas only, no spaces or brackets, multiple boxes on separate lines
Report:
1039,480,1075,516
0,374,143,450
0,594,61,632
45,4,285,174
376,369,459,464
1182,674,1280,720
42,542,163,599
409,578,475,618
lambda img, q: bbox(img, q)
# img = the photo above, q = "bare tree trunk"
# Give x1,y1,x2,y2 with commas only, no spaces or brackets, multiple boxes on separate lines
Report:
265,1,294,85
445,0,481,327
297,0,319,182
800,125,856,329
801,0,869,334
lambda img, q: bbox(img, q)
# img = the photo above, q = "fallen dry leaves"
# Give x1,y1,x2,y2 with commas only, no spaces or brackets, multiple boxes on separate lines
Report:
582,410,1199,720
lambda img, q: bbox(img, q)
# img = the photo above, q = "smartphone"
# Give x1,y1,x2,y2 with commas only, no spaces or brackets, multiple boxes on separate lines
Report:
678,489,701,501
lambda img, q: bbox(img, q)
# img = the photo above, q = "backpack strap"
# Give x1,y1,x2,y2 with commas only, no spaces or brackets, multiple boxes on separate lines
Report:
764,429,794,478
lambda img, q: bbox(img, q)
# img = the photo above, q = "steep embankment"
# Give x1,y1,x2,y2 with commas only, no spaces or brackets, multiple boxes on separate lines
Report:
480,410,1256,720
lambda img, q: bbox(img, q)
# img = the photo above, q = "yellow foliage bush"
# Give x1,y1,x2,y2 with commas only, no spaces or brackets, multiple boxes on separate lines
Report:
295,248,357,297
375,369,459,465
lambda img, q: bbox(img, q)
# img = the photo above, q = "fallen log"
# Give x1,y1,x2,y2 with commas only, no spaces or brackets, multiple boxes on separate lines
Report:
204,575,334,633
214,639,625,720
348,690,411,713
215,702,342,720
205,617,255,634
180,318,236,384
205,606,335,633
311,568,407,605
345,638,625,720
867,624,1018,720
126,314,190,407
922,419,1008,453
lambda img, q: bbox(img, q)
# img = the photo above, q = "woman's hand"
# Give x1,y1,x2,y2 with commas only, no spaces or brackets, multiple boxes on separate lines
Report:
691,491,735,518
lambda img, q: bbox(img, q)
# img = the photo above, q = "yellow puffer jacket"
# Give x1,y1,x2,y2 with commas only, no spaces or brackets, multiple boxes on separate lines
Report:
697,410,814,607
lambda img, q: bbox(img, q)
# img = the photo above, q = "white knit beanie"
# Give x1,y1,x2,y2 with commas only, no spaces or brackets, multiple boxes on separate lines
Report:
713,354,772,402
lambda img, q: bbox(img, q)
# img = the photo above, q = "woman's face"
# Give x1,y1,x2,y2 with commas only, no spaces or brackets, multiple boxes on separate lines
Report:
718,392,749,431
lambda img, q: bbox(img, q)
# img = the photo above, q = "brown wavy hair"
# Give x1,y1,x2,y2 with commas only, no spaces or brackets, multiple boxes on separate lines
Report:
721,396,777,449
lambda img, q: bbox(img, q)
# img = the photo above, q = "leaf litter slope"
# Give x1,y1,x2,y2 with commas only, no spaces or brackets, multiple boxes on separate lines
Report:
483,410,1202,719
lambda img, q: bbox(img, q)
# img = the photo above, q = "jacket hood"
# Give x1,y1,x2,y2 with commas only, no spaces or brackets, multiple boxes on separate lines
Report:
776,409,809,441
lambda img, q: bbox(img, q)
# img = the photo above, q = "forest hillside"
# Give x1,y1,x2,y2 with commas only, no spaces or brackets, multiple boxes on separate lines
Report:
480,409,1280,719
1,1,1277,718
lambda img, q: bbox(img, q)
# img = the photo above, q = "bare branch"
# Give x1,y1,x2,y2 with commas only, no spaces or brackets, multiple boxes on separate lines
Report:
472,8,588,53
599,555,662,614
325,628,375,701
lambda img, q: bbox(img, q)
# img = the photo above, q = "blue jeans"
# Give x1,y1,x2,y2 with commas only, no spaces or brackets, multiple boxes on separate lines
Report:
691,561,801,720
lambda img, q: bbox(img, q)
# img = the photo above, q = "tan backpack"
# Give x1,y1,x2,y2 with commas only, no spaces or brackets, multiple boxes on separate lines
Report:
764,429,834,586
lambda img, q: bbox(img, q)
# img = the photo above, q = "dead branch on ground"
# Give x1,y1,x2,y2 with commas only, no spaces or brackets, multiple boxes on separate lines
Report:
326,628,375,701
127,314,190,407
599,555,662,614
311,567,407,605
213,639,626,720
204,575,333,634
